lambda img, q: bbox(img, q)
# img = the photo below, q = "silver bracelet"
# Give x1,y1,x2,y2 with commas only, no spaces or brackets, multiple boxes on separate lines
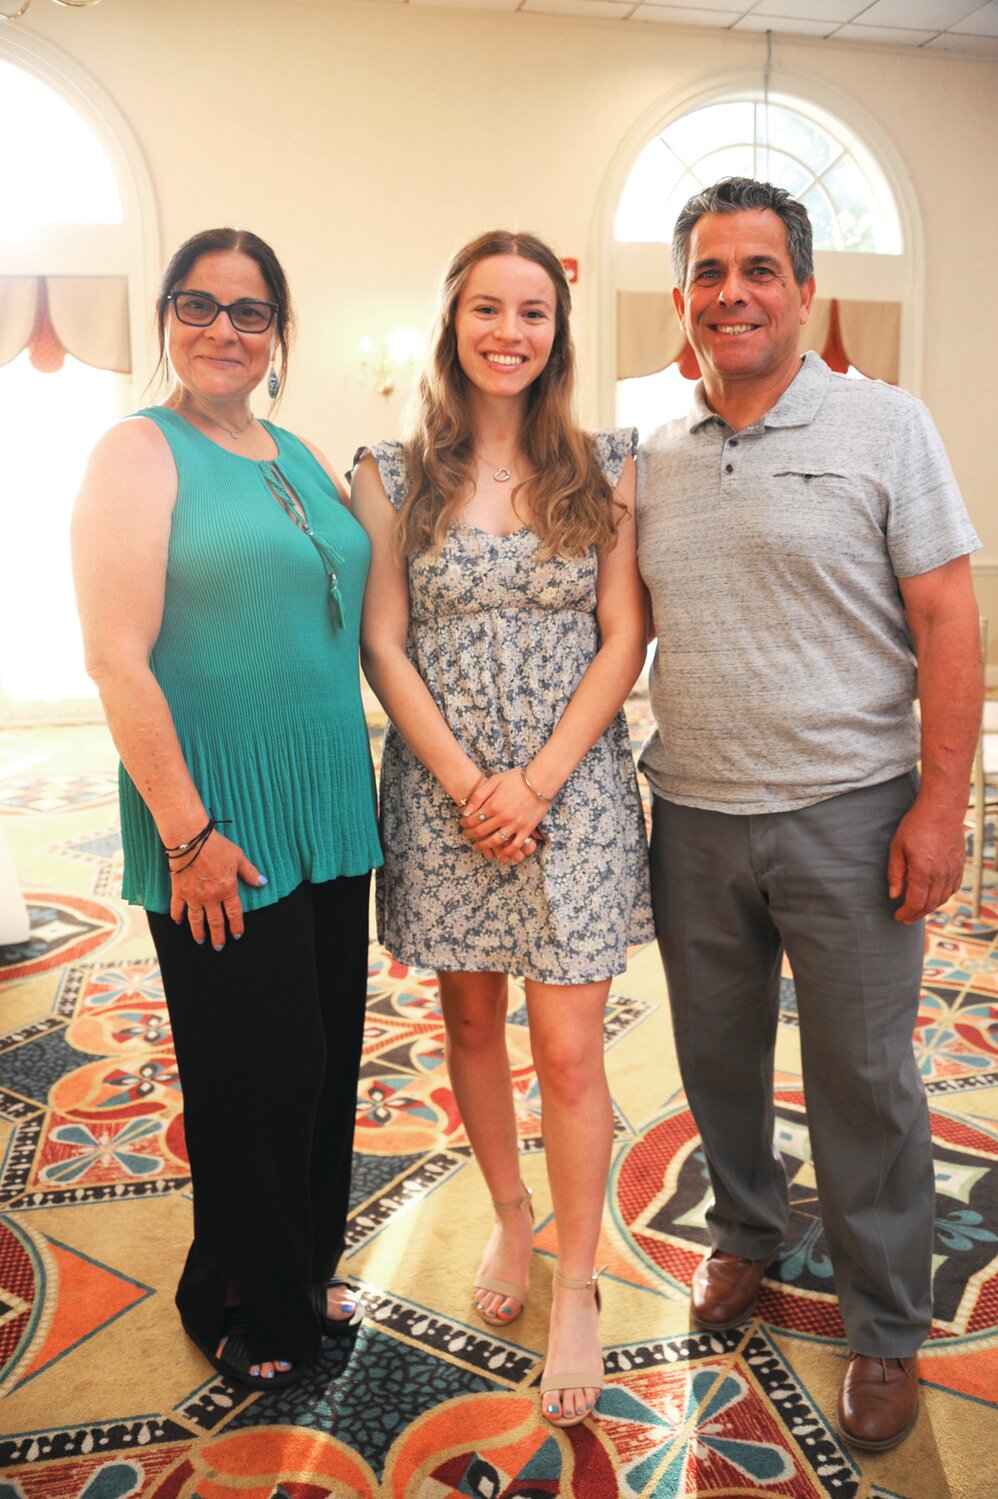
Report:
521,767,553,803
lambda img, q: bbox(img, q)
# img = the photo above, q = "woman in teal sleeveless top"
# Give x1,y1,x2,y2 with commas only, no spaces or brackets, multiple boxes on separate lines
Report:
72,229,381,1392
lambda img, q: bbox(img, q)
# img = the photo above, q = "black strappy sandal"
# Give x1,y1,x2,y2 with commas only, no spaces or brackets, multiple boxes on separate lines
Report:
311,1277,364,1338
183,1306,302,1391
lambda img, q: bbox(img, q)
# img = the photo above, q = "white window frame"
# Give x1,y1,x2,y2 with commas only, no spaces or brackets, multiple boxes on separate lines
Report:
0,30,160,723
0,26,161,402
591,69,924,424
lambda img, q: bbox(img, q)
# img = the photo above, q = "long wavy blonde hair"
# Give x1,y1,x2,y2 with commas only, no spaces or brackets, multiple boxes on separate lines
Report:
396,230,621,560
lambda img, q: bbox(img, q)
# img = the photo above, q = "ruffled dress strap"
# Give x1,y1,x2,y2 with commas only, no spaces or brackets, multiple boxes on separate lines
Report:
592,427,639,487
351,441,409,511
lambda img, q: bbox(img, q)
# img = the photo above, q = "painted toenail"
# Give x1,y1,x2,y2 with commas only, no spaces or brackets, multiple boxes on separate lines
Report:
546,1404,559,1413
264,1369,274,1379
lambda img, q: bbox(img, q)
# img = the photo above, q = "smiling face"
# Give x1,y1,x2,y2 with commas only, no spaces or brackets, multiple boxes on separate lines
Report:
673,208,815,408
454,253,558,406
166,250,275,407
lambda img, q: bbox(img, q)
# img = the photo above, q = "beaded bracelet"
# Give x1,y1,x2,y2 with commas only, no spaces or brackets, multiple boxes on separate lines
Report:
521,768,553,804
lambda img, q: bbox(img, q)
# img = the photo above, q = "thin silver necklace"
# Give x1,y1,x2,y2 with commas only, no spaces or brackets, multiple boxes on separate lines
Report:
176,398,255,440
475,449,516,483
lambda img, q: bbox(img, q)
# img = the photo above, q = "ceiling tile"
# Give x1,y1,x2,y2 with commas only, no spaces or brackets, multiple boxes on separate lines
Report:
734,14,841,33
833,23,939,44
746,0,863,18
859,0,983,25
926,29,998,51
630,2,743,21
952,0,998,34
409,0,521,8
520,0,632,16
637,0,747,10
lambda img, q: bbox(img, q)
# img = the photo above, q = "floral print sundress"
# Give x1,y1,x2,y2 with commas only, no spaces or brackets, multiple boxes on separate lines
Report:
360,429,654,984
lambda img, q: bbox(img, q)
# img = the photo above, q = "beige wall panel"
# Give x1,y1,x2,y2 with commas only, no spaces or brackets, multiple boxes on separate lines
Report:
15,0,996,561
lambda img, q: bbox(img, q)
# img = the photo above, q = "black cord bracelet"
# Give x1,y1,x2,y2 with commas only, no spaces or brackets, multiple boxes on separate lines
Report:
164,818,215,858
163,813,231,872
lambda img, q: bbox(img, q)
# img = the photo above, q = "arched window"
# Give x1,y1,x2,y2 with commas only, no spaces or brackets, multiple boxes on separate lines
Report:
604,82,918,438
615,95,901,254
0,36,158,721
0,58,122,235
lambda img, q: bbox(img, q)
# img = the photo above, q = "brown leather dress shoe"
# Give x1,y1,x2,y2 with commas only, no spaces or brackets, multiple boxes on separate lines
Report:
837,1353,919,1451
691,1249,771,1330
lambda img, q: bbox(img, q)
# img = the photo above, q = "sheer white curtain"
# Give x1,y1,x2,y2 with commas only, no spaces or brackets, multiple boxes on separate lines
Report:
0,347,121,711
0,46,139,720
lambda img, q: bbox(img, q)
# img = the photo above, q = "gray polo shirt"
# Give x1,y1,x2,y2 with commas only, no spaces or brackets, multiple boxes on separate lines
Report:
637,352,979,814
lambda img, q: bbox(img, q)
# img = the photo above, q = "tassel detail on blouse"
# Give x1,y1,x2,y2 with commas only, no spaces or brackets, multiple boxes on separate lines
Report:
262,460,347,630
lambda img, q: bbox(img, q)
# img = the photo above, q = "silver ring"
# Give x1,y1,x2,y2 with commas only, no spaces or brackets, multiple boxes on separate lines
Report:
524,836,534,847
477,812,487,823
188,907,203,918
499,830,510,842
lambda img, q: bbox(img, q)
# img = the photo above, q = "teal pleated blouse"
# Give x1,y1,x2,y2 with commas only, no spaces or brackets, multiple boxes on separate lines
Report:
118,407,382,914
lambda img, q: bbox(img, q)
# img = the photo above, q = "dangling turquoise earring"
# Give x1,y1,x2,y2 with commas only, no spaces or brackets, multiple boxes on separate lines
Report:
268,362,280,399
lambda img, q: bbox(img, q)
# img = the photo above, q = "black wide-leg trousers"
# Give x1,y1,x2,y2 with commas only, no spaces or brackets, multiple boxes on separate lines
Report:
148,872,371,1366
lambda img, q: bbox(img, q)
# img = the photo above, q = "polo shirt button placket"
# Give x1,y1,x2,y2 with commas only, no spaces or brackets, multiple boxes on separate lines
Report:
721,436,738,496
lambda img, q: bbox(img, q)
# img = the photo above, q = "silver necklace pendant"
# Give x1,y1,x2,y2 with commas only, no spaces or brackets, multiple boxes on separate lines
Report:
175,397,253,439
493,466,512,483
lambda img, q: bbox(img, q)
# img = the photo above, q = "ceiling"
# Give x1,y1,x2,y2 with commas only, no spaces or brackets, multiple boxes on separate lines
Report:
366,0,998,57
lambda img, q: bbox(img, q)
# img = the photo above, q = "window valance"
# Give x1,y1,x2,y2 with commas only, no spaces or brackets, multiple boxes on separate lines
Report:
617,294,899,385
0,275,131,374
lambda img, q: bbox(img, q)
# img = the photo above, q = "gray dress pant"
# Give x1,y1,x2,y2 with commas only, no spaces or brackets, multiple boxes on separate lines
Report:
649,773,933,1356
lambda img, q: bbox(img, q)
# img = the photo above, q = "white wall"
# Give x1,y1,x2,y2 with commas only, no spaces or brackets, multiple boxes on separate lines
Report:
10,0,998,610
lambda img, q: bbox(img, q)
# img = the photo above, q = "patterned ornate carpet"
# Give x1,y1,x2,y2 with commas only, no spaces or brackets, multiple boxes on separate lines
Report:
0,715,996,1499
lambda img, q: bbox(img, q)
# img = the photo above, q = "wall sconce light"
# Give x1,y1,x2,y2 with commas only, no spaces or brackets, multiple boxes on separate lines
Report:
359,329,425,397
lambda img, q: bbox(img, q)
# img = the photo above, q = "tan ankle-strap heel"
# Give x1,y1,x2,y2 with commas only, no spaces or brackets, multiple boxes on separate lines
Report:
553,1265,605,1297
472,1184,534,1327
541,1264,607,1428
492,1185,533,1216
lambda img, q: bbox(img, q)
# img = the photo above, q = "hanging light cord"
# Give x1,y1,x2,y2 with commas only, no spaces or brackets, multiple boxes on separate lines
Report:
761,29,773,180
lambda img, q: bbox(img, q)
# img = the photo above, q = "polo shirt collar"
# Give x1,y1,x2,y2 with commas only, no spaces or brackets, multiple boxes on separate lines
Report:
687,350,831,434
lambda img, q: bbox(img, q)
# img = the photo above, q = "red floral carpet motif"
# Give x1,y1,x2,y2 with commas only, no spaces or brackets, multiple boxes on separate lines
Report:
611,1092,998,1352
0,1216,37,1385
1,721,997,1498
0,893,119,982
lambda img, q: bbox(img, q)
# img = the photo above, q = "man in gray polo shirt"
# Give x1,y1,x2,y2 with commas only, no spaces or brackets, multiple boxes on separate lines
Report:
638,177,981,1452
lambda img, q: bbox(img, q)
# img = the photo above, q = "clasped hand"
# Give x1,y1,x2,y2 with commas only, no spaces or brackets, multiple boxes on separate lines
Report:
168,829,266,948
459,769,546,864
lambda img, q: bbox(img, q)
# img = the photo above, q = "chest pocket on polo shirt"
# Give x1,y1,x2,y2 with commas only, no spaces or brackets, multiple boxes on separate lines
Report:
770,469,871,557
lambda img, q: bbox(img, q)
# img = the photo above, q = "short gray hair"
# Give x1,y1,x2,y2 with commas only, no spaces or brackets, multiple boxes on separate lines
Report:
672,177,814,289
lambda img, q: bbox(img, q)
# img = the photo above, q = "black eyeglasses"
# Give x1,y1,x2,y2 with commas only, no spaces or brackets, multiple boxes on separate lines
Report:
167,290,278,334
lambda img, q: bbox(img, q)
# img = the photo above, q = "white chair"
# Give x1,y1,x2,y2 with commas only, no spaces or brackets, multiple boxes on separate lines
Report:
0,822,29,947
967,619,998,918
